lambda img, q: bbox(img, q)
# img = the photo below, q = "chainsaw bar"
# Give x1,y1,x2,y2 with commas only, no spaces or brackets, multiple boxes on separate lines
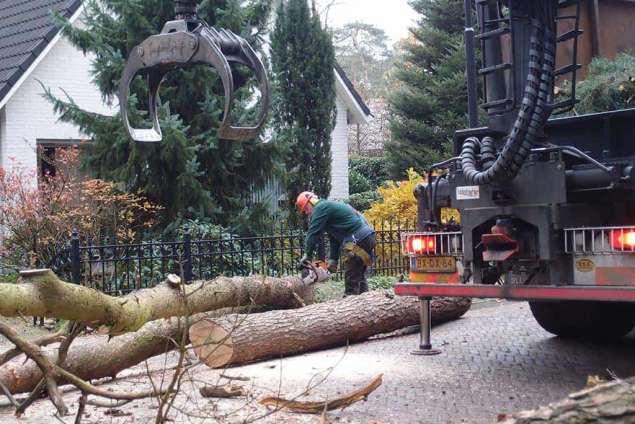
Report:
301,261,331,286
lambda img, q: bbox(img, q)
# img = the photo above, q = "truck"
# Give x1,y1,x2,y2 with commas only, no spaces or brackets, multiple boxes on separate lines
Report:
395,0,635,351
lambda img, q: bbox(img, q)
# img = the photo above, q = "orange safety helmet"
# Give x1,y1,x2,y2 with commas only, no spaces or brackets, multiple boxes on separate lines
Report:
296,191,318,214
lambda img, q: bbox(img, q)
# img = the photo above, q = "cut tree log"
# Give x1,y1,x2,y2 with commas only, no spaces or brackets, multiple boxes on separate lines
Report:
190,291,472,368
0,270,312,335
0,274,312,395
499,377,635,423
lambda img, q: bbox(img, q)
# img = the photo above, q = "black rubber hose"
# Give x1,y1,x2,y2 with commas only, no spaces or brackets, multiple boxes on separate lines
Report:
480,137,497,170
507,23,556,176
461,20,543,184
461,13,556,185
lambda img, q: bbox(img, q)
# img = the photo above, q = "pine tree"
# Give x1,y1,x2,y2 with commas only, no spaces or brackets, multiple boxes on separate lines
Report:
270,0,336,216
46,0,278,229
386,0,468,178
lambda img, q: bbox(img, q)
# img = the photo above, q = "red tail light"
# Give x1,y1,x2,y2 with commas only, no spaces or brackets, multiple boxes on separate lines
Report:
406,235,436,255
610,229,635,250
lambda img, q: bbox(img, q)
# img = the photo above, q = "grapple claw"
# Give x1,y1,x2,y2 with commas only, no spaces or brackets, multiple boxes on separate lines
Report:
118,10,269,143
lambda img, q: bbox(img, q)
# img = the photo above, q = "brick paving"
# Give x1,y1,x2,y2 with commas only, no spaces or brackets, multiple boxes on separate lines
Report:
2,300,635,423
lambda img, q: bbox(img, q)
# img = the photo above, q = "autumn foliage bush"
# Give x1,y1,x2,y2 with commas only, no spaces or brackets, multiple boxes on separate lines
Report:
364,168,459,226
0,148,160,270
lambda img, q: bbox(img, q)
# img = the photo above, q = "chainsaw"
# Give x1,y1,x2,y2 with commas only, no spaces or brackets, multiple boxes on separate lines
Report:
300,260,331,286
118,0,269,143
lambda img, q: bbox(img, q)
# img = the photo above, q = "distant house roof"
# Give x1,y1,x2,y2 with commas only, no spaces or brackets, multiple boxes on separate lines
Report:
334,62,373,120
0,0,82,105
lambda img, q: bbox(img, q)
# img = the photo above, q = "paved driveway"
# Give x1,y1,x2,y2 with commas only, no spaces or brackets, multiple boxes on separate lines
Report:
2,300,635,423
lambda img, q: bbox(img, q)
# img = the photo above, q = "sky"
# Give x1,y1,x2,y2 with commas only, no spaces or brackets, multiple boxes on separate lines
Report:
316,0,419,45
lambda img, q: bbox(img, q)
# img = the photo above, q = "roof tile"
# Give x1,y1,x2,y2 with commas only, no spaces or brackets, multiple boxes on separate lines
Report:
0,0,82,103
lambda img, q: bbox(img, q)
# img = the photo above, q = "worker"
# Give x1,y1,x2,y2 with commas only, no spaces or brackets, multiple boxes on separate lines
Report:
296,191,376,295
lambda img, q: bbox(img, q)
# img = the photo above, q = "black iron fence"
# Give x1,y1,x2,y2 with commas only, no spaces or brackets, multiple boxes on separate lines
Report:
49,221,415,295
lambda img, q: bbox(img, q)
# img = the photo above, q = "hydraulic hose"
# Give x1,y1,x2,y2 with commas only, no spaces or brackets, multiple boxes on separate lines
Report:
461,4,556,185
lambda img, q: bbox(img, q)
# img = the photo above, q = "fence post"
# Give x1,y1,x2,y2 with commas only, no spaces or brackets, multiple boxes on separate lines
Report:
183,230,193,283
71,230,81,284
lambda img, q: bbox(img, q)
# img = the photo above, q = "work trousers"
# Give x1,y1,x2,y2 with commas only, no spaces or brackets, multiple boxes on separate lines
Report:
344,234,376,295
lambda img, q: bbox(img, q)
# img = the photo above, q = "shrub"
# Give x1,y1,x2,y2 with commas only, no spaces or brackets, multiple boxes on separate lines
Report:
346,190,381,212
368,275,397,290
0,148,160,270
364,168,459,225
559,53,635,114
349,169,373,195
350,156,390,189
363,168,422,225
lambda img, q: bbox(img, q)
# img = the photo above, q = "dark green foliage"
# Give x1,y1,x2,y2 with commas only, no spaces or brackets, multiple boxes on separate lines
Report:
46,0,279,228
386,0,468,178
368,275,397,290
349,169,372,194
561,53,635,115
348,156,389,211
270,0,336,219
349,156,390,189
346,190,381,212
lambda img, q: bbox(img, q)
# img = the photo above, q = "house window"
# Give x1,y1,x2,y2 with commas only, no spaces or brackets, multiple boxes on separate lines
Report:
36,139,87,180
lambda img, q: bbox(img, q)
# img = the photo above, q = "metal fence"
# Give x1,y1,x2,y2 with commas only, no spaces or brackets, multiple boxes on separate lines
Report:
49,221,415,295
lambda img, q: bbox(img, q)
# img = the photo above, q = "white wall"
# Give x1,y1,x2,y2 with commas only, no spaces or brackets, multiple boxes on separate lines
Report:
0,108,5,166
329,96,350,200
0,32,113,174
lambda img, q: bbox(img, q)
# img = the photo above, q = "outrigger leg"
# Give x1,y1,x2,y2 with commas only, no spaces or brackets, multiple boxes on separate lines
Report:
411,297,442,356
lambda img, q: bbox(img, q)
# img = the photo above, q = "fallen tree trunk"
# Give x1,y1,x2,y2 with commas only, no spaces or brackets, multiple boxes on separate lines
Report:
0,270,312,334
0,275,312,395
190,291,472,368
499,377,635,423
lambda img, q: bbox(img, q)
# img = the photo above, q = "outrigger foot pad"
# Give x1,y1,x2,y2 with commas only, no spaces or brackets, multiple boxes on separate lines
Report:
119,17,269,143
411,347,442,356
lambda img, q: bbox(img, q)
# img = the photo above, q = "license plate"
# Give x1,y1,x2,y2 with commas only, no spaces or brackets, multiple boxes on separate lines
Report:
414,256,456,273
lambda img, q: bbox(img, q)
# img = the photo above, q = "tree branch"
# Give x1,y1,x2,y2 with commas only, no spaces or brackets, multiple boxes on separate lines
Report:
0,321,167,408
0,269,310,335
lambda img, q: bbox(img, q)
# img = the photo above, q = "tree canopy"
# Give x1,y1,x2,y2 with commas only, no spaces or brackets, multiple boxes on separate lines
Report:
270,0,336,217
333,22,393,99
46,0,279,230
386,0,468,178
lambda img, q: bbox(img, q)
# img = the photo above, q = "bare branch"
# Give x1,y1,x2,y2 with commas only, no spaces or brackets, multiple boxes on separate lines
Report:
260,374,383,414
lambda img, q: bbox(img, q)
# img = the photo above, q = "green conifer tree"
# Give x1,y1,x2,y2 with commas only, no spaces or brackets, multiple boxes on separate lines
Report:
387,0,468,178
46,0,278,229
270,0,336,216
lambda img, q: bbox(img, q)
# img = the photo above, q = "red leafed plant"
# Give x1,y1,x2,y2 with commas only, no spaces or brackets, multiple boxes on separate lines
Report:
0,147,161,271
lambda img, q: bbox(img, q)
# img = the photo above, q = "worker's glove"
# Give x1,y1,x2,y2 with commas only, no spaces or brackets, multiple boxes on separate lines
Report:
297,256,310,271
327,259,338,273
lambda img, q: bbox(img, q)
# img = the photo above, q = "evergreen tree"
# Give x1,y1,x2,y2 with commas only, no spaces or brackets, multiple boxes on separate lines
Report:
46,0,278,229
270,0,336,216
387,0,468,178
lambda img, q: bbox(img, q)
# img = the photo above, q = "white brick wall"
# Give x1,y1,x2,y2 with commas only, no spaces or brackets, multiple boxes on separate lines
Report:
329,96,350,200
0,28,113,175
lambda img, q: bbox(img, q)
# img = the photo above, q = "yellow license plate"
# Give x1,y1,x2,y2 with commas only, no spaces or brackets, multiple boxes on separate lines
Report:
414,256,456,273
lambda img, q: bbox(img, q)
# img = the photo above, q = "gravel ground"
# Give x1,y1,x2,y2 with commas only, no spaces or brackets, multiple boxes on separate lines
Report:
1,300,635,423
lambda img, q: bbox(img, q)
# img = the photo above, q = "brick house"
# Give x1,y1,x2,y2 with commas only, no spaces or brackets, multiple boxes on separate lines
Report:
0,0,372,201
